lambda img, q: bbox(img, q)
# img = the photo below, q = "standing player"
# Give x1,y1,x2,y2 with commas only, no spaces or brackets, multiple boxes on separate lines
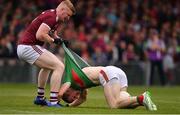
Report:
58,66,157,110
17,0,75,107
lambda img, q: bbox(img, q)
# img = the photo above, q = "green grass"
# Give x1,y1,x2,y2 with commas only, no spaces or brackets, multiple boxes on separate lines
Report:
0,83,180,114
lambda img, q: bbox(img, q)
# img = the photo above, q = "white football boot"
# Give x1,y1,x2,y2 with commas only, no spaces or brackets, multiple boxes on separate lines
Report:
142,91,157,111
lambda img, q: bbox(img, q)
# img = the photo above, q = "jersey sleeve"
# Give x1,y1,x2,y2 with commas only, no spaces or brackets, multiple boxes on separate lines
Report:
43,15,56,29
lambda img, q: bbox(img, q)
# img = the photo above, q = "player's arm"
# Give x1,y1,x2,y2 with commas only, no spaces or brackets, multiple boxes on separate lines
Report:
36,24,64,45
68,89,88,107
58,82,71,100
36,23,54,43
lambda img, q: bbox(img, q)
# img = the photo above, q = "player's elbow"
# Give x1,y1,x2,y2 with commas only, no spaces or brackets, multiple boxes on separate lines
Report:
36,32,44,41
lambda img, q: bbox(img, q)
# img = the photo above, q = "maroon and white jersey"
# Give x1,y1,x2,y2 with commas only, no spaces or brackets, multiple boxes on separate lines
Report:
18,9,59,46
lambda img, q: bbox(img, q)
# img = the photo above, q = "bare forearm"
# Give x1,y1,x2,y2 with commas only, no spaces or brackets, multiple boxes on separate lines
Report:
68,98,86,107
38,34,54,44
36,23,55,44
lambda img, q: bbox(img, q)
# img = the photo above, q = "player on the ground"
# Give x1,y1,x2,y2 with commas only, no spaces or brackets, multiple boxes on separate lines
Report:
17,0,75,107
58,66,157,110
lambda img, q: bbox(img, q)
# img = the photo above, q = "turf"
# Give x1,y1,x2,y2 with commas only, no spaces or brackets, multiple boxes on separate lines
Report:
0,83,180,114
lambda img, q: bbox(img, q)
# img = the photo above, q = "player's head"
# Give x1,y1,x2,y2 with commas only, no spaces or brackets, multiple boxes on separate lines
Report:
62,87,80,103
56,0,76,22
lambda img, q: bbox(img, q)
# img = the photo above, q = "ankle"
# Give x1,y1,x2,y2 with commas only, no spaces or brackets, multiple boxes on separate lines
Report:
37,87,45,100
50,91,58,105
137,95,144,105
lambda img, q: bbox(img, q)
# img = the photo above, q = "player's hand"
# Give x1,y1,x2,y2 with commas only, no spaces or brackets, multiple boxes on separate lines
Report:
63,39,70,47
53,38,63,45
53,38,69,46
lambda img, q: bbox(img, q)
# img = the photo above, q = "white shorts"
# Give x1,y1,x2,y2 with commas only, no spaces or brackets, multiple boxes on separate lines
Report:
17,45,46,64
99,66,128,88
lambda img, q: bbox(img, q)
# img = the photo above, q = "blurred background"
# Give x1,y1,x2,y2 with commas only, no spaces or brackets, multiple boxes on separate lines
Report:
0,0,180,86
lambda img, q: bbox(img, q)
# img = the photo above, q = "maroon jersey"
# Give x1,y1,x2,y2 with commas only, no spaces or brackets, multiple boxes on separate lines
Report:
18,9,59,46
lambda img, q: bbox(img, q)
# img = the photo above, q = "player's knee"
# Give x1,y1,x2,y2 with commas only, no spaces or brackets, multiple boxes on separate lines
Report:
53,61,64,70
56,62,64,71
109,102,119,109
108,100,120,109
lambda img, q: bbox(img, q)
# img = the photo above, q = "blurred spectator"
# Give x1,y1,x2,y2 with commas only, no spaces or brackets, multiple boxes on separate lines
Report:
0,37,10,57
117,40,126,62
122,43,137,64
105,41,118,65
163,49,175,86
0,34,16,58
92,46,108,66
163,33,178,85
145,29,166,86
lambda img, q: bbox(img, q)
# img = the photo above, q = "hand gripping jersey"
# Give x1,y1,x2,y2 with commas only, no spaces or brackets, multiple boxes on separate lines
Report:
62,44,97,90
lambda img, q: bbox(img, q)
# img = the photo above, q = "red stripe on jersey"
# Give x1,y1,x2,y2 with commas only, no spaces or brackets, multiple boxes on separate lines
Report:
71,69,85,88
100,70,109,82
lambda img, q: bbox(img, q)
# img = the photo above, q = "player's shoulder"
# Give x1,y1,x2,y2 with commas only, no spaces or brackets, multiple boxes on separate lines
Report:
43,9,56,14
40,9,56,18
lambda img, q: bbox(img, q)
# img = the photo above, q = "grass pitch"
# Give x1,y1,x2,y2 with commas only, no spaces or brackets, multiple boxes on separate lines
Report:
0,83,180,114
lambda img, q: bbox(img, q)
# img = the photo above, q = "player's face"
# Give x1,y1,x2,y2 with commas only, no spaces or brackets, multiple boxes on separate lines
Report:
59,7,73,22
65,88,80,103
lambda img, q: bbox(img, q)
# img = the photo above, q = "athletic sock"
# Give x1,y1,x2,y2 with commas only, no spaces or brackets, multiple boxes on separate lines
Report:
137,95,144,105
37,87,45,100
50,91,58,105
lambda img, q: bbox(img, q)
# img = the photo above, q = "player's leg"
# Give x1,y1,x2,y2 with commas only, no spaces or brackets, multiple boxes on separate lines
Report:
103,82,117,108
38,68,51,89
119,88,157,110
34,49,64,107
101,67,157,110
17,45,64,107
104,79,157,110
120,86,157,110
34,68,51,105
100,67,131,108
103,81,139,109
119,91,140,109
118,88,140,109
100,67,135,108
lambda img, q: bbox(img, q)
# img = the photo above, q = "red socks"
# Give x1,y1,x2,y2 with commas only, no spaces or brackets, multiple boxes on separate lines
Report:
137,95,144,105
